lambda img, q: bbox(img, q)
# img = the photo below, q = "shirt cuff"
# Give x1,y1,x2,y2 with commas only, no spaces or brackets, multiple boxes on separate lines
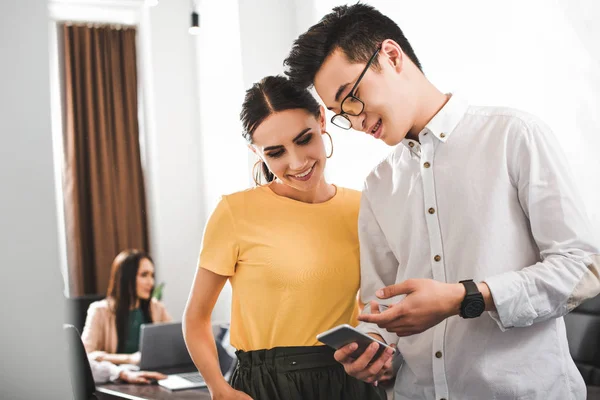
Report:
484,271,539,330
355,321,398,346
109,364,138,382
108,363,123,382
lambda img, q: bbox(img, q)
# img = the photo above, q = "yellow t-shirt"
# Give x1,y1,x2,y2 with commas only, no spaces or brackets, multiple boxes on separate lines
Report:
198,185,361,351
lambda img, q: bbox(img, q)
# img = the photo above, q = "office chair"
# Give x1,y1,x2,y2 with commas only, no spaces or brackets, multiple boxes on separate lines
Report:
564,293,600,399
65,294,105,333
63,324,98,400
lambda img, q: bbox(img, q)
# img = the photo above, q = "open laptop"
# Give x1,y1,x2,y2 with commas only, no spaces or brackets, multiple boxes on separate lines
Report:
139,321,236,391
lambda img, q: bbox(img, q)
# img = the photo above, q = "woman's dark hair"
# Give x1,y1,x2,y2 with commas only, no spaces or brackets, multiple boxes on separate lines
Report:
240,75,321,184
106,249,154,353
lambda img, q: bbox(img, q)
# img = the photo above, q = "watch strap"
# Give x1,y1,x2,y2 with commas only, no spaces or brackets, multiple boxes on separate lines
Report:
460,279,479,296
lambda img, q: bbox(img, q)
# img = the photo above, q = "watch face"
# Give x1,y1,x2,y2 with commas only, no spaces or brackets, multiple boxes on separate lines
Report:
463,298,485,318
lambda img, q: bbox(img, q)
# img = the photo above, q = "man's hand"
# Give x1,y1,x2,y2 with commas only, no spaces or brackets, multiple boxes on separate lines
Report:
119,370,167,384
358,279,467,336
333,332,396,385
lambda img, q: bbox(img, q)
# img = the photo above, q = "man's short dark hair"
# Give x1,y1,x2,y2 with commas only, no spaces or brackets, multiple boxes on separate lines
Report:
284,3,422,89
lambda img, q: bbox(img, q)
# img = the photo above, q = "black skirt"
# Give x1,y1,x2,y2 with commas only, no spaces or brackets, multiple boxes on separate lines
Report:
230,346,387,400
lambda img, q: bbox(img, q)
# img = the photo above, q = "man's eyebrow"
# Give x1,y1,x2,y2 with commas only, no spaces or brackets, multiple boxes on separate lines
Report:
334,83,351,103
327,83,351,110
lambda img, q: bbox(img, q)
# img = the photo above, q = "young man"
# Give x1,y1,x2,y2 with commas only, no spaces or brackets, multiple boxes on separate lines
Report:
284,4,600,400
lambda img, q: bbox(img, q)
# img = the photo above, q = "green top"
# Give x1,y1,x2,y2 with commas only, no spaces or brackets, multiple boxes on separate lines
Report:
123,308,145,354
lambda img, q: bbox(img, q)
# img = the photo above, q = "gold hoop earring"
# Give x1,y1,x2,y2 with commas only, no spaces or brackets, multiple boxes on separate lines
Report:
252,159,264,186
324,131,334,158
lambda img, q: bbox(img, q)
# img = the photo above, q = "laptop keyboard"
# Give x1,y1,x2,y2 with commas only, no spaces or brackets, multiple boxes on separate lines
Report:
176,372,206,384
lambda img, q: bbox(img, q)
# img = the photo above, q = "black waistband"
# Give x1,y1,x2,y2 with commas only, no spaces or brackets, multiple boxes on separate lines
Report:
235,346,339,372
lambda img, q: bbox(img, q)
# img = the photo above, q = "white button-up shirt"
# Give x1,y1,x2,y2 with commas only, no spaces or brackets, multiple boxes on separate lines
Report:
356,95,600,400
88,358,135,383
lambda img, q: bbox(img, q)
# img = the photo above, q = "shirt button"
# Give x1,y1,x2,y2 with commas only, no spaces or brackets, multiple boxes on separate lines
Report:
434,255,441,262
409,142,415,147
428,207,436,214
440,133,446,138
423,162,431,168
435,351,443,358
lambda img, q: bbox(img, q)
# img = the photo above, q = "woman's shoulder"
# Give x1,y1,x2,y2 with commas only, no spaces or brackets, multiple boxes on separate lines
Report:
150,298,171,321
150,297,164,305
216,186,268,210
86,298,112,317
223,186,265,201
150,298,167,311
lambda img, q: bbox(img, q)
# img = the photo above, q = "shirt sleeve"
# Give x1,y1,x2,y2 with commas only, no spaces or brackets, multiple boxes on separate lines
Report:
355,192,402,347
88,358,132,383
484,117,600,330
81,303,103,353
198,196,239,276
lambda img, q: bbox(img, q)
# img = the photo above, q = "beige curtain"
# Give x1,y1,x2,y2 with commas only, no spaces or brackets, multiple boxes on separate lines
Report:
61,24,149,296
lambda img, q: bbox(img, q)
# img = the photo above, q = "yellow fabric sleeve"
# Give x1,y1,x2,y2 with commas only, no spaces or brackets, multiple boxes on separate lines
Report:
198,196,238,276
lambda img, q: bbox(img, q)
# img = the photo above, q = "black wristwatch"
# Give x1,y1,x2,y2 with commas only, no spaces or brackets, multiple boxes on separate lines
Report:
459,279,485,318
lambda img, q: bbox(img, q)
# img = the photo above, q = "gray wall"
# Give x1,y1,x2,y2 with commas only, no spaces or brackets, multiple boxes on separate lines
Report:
0,1,72,399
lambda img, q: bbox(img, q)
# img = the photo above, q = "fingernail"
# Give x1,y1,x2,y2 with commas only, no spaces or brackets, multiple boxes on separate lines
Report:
349,343,358,350
376,290,384,297
374,381,378,387
387,348,395,355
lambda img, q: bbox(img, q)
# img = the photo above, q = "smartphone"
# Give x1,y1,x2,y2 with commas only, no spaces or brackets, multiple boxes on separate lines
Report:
316,324,394,360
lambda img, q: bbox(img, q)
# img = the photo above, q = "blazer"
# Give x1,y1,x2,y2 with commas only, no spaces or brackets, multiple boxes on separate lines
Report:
81,297,171,354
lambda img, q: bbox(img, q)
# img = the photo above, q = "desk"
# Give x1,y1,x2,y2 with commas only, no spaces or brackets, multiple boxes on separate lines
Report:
97,384,211,400
96,384,598,400
95,365,214,399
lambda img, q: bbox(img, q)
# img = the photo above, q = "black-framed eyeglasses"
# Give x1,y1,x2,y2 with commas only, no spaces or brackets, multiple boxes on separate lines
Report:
331,47,380,130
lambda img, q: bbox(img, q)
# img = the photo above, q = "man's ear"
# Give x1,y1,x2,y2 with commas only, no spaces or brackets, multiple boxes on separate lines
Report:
381,39,404,72
319,105,327,131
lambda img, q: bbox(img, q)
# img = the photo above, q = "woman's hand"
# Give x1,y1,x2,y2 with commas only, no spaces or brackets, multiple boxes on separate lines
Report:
372,344,397,384
212,386,254,400
119,370,167,384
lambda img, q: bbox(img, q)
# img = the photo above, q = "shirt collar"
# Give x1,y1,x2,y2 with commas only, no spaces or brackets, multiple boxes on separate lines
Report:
401,138,421,157
400,94,469,153
422,93,469,142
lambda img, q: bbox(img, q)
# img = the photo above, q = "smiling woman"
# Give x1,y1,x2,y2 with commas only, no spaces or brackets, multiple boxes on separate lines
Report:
182,75,390,400
240,76,336,204
81,249,172,365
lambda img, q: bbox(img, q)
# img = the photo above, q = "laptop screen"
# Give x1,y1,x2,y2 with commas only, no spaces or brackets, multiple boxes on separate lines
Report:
139,321,235,375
